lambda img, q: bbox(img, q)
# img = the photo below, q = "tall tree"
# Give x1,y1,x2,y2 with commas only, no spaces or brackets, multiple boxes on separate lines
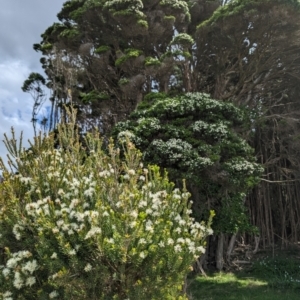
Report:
194,0,300,249
30,0,220,133
21,72,47,136
25,0,300,267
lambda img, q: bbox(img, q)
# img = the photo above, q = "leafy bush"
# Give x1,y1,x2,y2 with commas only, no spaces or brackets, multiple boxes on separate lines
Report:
0,112,213,300
113,93,263,233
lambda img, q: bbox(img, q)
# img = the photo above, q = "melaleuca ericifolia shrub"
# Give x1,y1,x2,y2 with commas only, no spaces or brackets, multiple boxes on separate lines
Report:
0,119,213,300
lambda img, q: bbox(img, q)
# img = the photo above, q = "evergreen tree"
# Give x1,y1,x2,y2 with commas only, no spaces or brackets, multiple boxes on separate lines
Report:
23,0,300,267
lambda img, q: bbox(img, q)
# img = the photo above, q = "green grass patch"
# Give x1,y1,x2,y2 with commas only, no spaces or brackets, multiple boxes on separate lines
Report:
188,272,300,300
188,253,300,299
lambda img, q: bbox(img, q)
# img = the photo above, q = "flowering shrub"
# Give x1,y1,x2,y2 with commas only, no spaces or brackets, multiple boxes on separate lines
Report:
113,92,263,233
0,118,213,299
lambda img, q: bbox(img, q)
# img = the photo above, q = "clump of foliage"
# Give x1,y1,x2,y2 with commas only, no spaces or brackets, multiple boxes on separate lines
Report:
31,0,199,134
114,92,263,233
0,110,213,300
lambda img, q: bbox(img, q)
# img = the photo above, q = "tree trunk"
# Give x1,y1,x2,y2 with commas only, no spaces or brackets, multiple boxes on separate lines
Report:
226,233,237,264
216,233,224,271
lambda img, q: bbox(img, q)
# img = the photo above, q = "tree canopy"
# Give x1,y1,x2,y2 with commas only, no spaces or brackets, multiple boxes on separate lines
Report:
20,0,300,269
31,0,220,133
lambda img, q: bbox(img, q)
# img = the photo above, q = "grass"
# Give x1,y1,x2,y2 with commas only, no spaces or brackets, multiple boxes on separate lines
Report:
187,252,300,300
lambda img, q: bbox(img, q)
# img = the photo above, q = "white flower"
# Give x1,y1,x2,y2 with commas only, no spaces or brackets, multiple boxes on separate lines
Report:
70,198,79,208
13,272,23,289
185,238,192,244
188,245,196,254
103,211,109,217
54,198,61,204
174,244,182,252
197,246,206,254
128,169,135,176
83,202,90,209
3,291,12,297
84,263,92,272
174,227,181,234
99,170,111,178
139,251,146,259
145,208,153,214
49,290,59,298
139,175,145,181
138,200,147,208
52,227,59,234
13,224,23,240
158,241,165,247
43,204,50,216
151,203,159,210
51,252,58,259
58,189,65,195
53,171,60,177
56,219,64,227
130,211,138,219
179,219,186,225
20,177,31,184
153,211,160,217
173,194,181,200
138,238,146,245
167,238,174,245
207,228,213,235
84,187,95,197
26,276,36,286
50,272,59,280
130,221,137,228
62,224,69,231
145,220,153,232
68,249,76,256
7,258,19,269
90,211,99,219
22,260,38,274
2,268,10,277
176,238,185,244
85,226,102,239
123,174,130,180
117,130,135,142
174,214,181,222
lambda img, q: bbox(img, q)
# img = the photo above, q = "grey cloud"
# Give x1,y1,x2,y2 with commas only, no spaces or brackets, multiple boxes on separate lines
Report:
0,0,65,67
0,0,65,170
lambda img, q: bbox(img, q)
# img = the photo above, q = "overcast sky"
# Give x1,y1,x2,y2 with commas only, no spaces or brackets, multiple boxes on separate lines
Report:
0,0,65,171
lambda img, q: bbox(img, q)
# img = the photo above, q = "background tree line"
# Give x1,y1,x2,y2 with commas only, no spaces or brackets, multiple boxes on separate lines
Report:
23,0,300,270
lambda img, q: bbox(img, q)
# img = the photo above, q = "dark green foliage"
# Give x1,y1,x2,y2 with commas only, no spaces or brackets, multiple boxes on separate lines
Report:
197,0,300,29
113,92,263,233
31,0,218,135
22,73,46,92
79,90,110,103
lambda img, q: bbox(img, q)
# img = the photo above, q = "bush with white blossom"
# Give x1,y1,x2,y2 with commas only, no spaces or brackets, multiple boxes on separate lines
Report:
113,92,263,233
0,115,213,299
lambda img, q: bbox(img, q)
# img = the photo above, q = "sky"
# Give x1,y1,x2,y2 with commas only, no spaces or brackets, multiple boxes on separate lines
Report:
0,0,65,171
